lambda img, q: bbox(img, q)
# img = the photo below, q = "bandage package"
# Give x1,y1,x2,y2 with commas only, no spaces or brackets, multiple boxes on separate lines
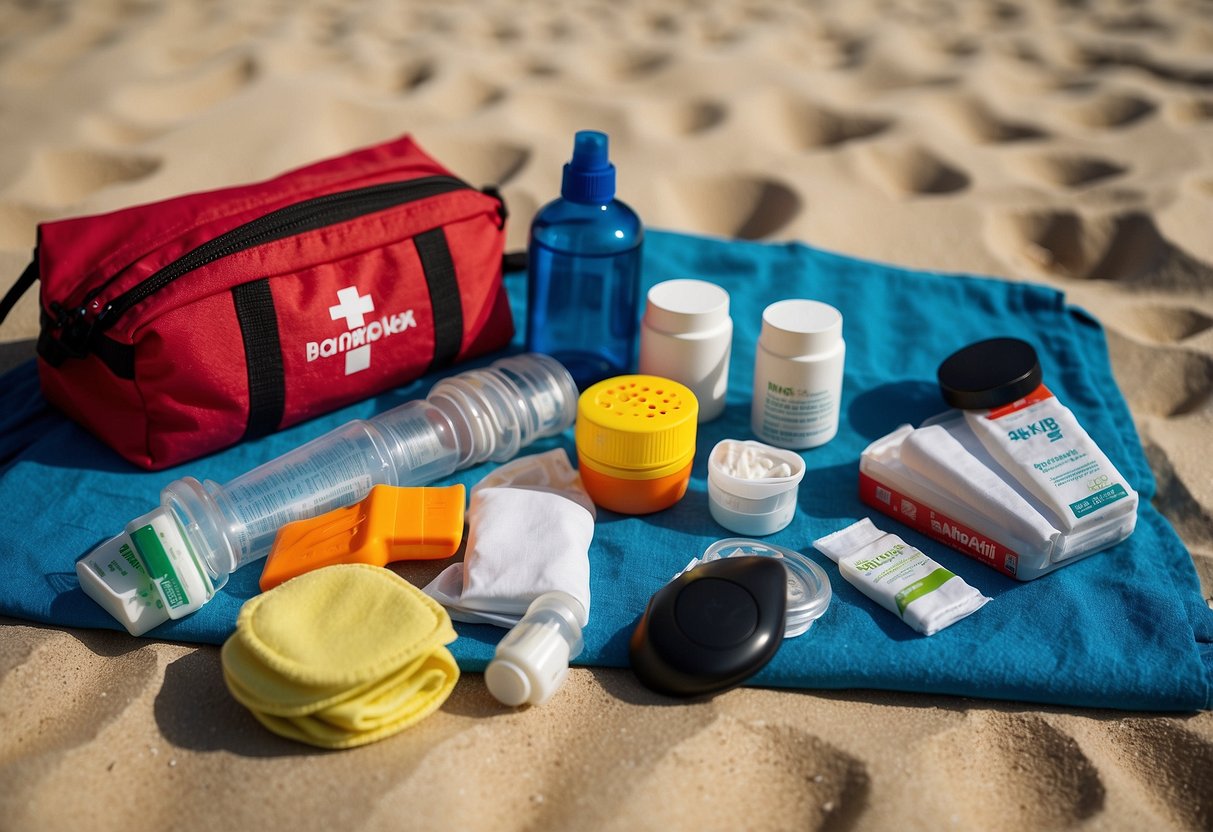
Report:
813,519,988,636
860,338,1139,581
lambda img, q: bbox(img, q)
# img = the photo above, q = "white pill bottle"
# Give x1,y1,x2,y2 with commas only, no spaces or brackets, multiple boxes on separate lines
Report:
638,279,733,423
751,299,845,449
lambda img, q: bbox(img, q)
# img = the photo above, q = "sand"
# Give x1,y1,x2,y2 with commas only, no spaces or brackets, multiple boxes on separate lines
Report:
1,0,1212,829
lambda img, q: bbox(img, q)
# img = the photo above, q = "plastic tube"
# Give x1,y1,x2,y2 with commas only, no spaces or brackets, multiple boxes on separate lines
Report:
484,591,586,706
76,354,579,635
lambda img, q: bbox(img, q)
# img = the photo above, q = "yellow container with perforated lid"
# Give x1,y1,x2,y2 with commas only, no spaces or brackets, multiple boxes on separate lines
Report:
575,375,698,514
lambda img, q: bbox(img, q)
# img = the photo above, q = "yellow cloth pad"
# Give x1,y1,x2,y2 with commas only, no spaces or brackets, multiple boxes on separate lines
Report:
221,564,459,749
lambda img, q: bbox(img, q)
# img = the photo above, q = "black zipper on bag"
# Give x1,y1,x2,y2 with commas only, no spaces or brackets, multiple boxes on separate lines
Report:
55,175,476,358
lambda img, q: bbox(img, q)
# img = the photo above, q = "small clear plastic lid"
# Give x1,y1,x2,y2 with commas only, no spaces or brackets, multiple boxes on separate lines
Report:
690,539,832,638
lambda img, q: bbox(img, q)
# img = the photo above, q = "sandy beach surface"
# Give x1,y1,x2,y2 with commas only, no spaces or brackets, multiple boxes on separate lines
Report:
2,0,1212,829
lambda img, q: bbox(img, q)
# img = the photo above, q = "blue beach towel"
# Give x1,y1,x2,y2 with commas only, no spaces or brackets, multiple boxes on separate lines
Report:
1,230,1209,711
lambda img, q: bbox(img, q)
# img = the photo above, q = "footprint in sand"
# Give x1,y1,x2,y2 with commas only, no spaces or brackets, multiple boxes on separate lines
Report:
395,57,437,93
78,113,168,147
750,90,892,152
938,96,1048,143
360,675,723,831
788,27,868,72
10,147,161,206
409,137,530,188
1099,304,1213,345
0,628,158,766
852,56,958,93
985,209,1169,283
858,142,971,197
632,97,727,137
645,11,682,37
541,15,577,42
582,48,674,83
1089,9,1173,37
610,717,870,831
111,52,258,125
520,55,562,79
659,173,801,240
1014,153,1128,190
1064,90,1157,130
1077,42,1213,88
364,687,868,832
1105,333,1213,418
427,72,505,118
1168,97,1213,126
1099,719,1213,830
918,712,1105,831
510,92,629,141
489,20,524,45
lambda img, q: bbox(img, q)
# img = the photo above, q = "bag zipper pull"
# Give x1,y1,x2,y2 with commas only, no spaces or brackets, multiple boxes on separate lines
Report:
58,302,114,358
50,283,112,356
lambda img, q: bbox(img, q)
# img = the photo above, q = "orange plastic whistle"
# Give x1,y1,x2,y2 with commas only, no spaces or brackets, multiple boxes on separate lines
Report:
259,484,466,592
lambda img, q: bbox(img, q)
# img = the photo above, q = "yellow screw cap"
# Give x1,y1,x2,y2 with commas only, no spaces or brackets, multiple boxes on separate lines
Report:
575,375,698,478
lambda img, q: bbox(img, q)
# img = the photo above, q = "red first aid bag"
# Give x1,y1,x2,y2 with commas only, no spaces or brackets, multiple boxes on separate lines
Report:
0,135,514,469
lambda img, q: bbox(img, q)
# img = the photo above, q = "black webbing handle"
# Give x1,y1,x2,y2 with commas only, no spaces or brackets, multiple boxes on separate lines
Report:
0,256,37,327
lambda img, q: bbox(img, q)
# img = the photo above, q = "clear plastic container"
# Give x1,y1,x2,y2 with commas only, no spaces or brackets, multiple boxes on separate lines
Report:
692,539,832,637
76,354,579,635
706,439,805,536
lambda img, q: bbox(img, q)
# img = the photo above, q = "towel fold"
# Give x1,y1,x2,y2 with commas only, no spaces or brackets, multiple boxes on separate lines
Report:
221,564,458,749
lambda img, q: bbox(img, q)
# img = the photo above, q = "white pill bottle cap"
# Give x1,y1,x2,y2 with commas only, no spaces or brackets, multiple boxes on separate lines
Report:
759,299,843,357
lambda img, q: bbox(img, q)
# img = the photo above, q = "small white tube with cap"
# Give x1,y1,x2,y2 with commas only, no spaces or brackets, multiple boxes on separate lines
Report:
813,518,989,636
485,591,586,706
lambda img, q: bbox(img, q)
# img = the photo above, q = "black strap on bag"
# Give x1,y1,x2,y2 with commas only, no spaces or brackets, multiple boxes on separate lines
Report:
415,227,463,374
502,250,527,273
232,279,286,440
0,257,38,328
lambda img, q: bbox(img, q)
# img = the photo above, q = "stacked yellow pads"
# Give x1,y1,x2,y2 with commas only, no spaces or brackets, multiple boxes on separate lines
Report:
222,564,459,749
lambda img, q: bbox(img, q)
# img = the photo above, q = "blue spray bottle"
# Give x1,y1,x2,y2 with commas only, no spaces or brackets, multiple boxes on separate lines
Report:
525,131,643,388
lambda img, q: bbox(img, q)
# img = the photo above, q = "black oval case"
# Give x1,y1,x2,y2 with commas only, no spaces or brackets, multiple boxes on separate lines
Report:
629,556,789,698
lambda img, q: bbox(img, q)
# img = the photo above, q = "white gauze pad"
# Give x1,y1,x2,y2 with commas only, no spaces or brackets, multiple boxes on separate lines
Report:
813,518,989,636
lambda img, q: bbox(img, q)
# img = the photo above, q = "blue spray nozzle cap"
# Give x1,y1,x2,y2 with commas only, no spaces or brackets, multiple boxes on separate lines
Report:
561,130,616,204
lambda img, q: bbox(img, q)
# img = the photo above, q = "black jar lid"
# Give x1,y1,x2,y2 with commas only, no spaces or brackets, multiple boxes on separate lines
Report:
937,337,1042,410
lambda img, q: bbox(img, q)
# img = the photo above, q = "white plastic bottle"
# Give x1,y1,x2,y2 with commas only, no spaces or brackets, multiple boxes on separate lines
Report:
638,279,732,422
751,299,845,449
485,591,586,706
76,354,580,635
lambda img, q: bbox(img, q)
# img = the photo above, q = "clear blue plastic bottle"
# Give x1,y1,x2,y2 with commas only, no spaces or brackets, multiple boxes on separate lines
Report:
526,131,643,389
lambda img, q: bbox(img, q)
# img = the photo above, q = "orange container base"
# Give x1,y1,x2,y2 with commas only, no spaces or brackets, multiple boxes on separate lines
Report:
579,458,693,515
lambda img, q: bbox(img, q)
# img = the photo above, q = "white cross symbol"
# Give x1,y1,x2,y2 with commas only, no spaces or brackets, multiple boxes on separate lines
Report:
329,286,374,329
